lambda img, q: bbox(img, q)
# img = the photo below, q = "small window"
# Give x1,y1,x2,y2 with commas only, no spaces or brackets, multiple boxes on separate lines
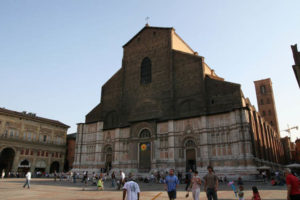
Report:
140,129,151,138
141,57,152,84
260,99,264,105
267,98,271,104
43,135,47,142
260,85,266,94
270,121,273,125
185,140,196,147
268,110,272,115
262,111,266,116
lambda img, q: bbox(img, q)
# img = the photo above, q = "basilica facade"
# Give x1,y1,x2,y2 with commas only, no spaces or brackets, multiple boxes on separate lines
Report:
73,25,284,178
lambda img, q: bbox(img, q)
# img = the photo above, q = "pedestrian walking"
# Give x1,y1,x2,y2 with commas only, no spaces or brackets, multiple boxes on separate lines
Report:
123,175,140,200
251,186,261,200
238,185,244,200
97,177,104,190
203,166,218,200
1,170,5,179
284,168,300,200
164,169,179,200
54,171,57,182
72,172,77,183
185,169,192,191
261,171,266,182
111,171,116,187
188,171,201,200
118,170,125,190
23,171,31,189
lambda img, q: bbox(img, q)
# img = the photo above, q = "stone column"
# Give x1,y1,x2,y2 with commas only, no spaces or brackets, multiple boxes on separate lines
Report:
167,120,175,168
12,148,20,173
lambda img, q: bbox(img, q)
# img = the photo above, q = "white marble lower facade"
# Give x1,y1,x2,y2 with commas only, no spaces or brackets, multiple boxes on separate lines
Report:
73,108,280,179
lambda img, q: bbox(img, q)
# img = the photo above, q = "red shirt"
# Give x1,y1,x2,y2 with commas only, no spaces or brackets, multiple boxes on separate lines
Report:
286,174,300,195
252,193,261,200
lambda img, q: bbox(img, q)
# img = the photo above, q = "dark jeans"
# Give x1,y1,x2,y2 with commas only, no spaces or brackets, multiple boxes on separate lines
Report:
290,194,300,200
185,180,191,191
206,188,218,200
167,190,176,200
23,179,30,188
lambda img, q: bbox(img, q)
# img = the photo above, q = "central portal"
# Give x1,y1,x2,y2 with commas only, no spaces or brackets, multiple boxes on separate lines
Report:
185,139,197,172
139,142,151,172
186,149,196,171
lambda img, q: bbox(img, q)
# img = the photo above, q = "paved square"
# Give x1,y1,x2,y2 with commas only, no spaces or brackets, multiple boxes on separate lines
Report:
0,178,287,200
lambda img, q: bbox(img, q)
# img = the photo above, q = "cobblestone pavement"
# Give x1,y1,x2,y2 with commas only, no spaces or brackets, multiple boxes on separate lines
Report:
0,178,287,200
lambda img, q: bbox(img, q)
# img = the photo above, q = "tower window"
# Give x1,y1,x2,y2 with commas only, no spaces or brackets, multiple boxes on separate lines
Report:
262,111,266,116
267,98,271,104
260,85,266,94
141,57,152,84
260,99,264,105
268,110,272,115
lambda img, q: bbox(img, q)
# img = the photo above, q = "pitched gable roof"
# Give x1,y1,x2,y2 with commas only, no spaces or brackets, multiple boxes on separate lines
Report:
123,25,173,48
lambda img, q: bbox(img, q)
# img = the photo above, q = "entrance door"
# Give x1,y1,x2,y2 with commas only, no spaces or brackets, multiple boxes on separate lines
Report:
0,148,15,175
139,142,151,172
186,149,196,172
105,154,112,172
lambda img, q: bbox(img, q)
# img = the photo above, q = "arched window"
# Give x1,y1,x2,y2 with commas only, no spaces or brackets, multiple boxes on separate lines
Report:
106,147,112,153
141,57,152,84
140,129,151,138
260,85,266,94
185,140,196,148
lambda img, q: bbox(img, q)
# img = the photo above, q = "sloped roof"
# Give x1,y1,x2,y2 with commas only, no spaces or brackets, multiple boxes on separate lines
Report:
123,24,173,47
0,107,69,128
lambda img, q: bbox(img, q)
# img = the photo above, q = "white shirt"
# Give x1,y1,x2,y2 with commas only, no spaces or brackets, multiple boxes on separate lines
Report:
121,172,125,180
123,181,140,200
26,172,31,180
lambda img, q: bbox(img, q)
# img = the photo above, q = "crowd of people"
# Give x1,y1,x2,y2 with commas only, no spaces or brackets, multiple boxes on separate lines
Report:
2,166,300,200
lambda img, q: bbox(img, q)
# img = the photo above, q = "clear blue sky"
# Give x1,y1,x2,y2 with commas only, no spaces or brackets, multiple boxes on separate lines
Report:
1,1,299,140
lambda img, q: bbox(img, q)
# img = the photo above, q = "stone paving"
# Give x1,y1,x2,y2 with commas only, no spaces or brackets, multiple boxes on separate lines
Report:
0,178,287,200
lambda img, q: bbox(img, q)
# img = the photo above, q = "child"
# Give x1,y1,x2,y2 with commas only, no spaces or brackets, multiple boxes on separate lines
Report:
251,186,261,200
97,177,104,190
238,185,244,200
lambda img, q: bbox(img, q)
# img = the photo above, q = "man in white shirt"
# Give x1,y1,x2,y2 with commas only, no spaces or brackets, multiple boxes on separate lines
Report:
23,171,31,189
118,170,126,190
123,176,140,200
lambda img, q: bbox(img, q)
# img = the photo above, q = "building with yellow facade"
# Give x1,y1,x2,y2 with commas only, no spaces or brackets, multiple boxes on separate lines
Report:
0,108,69,176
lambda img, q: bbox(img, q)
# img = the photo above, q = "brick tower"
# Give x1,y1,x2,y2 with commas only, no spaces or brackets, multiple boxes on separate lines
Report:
254,78,280,134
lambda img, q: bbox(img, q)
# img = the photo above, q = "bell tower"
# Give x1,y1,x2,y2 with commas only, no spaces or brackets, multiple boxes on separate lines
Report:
254,78,280,134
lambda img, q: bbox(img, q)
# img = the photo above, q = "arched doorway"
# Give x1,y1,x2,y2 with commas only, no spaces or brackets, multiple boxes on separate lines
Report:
18,159,30,176
0,148,15,176
139,129,151,172
185,140,196,172
105,146,112,172
50,161,60,173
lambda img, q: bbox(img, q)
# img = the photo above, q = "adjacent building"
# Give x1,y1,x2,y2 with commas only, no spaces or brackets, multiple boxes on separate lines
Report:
0,108,69,175
73,25,285,178
65,132,76,171
291,44,300,88
295,139,300,163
